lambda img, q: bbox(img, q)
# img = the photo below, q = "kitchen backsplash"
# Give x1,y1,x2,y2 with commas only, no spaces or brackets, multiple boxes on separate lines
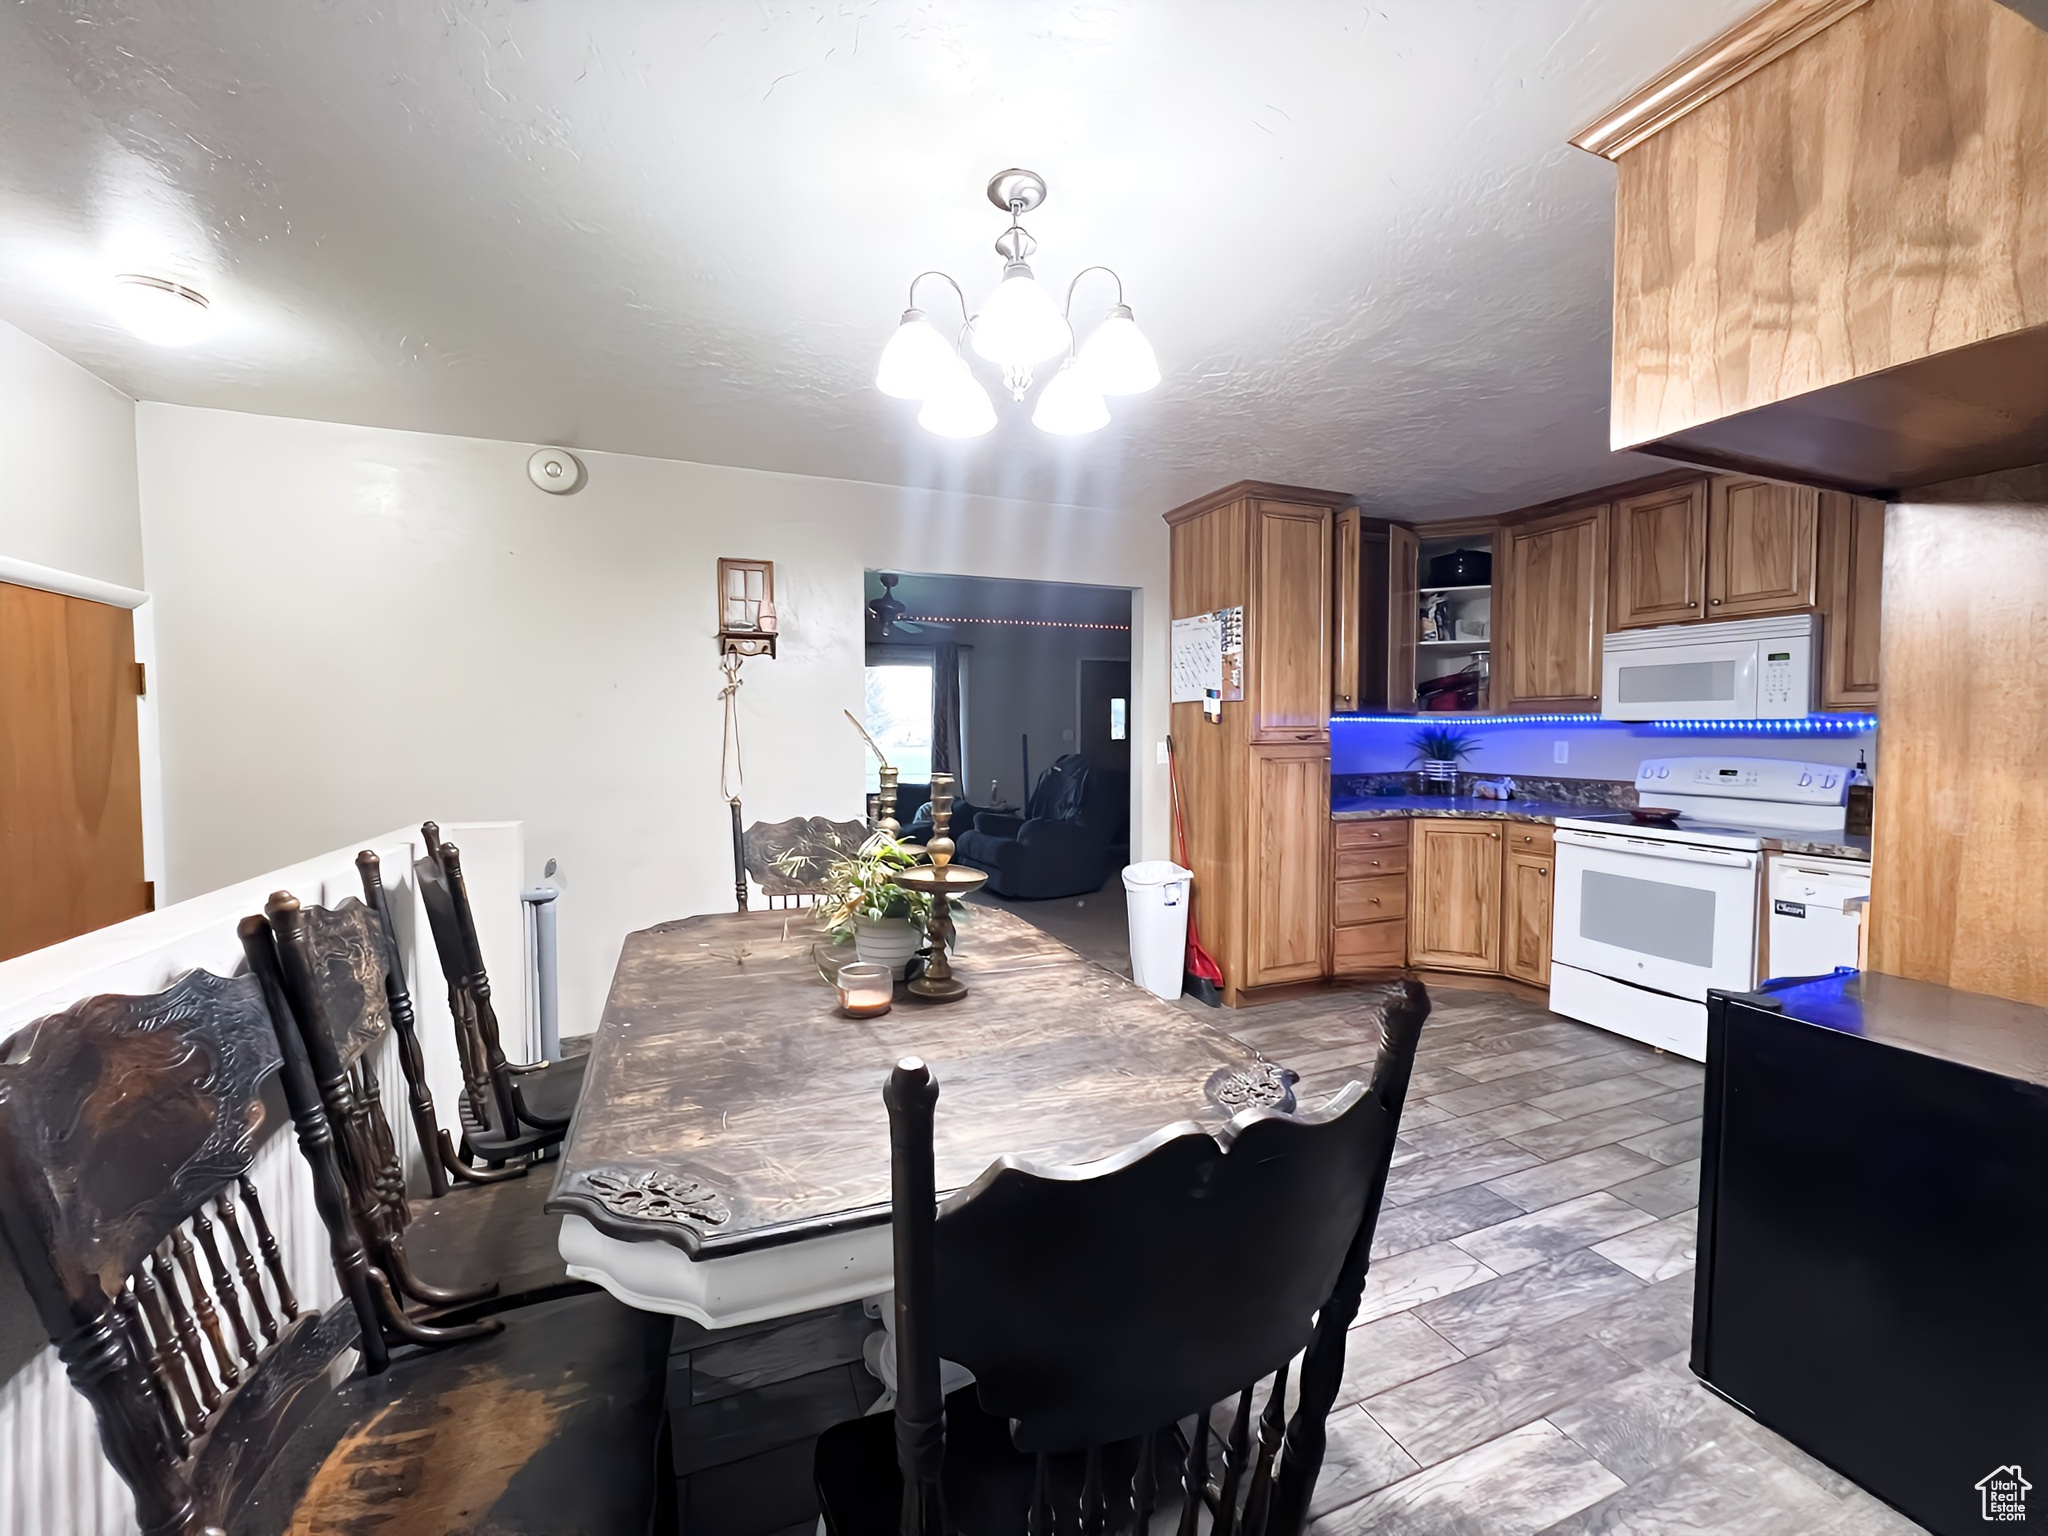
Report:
1333,772,1638,807
1330,719,1877,782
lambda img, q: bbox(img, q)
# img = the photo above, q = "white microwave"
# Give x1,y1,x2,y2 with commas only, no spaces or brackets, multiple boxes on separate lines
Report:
1601,614,1818,720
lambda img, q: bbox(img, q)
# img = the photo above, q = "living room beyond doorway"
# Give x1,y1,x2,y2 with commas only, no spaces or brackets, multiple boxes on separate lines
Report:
863,570,1133,901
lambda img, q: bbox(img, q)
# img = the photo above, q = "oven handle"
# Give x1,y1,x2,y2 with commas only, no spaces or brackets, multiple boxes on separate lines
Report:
1555,829,1759,870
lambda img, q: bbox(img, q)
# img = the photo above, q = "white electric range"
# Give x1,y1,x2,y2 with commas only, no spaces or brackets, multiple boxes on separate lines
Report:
1548,756,1850,1060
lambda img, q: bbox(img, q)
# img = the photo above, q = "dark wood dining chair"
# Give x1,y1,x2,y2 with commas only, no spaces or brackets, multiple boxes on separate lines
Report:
738,813,869,911
0,955,675,1536
415,822,586,1166
813,979,1428,1536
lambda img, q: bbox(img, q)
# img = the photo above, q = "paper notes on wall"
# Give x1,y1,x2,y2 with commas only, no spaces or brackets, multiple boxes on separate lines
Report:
1172,606,1245,713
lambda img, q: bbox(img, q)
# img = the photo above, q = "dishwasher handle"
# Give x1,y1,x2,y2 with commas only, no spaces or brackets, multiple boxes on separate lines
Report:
1555,828,1759,871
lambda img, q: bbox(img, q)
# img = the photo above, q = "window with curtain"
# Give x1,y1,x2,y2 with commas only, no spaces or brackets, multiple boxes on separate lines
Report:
864,662,933,793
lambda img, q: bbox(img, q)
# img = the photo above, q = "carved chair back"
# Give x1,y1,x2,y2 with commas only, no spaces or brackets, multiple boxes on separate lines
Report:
883,980,1428,1536
740,815,869,911
414,826,536,1142
0,962,387,1536
261,890,501,1347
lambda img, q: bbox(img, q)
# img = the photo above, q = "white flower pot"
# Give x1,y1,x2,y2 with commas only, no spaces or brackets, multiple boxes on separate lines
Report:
853,916,923,979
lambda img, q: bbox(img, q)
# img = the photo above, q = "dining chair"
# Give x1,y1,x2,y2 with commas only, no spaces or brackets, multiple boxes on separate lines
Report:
739,813,869,911
813,979,1428,1536
0,954,675,1536
415,821,586,1166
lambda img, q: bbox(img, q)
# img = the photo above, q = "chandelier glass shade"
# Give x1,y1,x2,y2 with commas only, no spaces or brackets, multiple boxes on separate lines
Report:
879,170,1157,438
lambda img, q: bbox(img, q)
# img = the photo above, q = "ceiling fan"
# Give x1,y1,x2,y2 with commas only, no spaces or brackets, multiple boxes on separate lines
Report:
867,573,922,640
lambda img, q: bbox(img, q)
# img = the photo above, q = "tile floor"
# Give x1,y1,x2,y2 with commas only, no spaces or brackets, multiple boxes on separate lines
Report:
667,888,1930,1534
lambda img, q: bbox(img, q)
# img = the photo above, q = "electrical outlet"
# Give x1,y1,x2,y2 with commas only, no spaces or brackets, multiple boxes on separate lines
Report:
1157,741,1169,765
1554,740,1570,764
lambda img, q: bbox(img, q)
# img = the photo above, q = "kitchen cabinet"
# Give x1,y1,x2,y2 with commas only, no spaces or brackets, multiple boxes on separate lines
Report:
1167,480,1348,1005
1496,504,1607,708
1408,818,1503,973
1331,508,1394,715
1330,819,1407,976
1707,477,1816,617
1245,744,1331,986
1502,824,1556,987
1610,480,1708,629
1584,0,2048,491
1251,499,1333,742
1818,491,1884,712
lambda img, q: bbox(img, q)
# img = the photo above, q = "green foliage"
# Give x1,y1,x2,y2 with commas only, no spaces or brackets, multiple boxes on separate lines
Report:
1408,724,1481,764
805,833,934,938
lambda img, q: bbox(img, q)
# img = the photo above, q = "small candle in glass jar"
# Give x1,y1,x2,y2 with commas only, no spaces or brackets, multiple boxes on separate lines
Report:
836,961,893,1018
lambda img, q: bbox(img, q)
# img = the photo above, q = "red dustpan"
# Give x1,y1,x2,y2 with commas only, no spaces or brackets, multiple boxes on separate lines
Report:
1167,735,1224,1006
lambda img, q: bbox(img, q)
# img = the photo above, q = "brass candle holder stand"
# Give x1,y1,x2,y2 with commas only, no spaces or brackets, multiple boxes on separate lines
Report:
890,773,986,1003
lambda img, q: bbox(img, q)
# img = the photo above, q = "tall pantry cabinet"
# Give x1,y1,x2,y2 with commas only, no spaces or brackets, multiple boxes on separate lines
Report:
1166,482,1346,1006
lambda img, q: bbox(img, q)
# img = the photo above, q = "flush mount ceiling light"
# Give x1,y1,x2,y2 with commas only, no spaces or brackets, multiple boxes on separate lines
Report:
877,169,1158,439
107,274,212,347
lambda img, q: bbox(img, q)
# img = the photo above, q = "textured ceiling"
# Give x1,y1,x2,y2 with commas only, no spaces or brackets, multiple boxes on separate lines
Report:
0,1,1753,521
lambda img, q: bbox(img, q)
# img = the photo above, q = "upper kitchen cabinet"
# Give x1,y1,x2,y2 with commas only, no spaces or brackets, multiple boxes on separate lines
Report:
1611,480,1708,629
1818,491,1886,710
1707,477,1817,617
1577,0,2048,493
1496,502,1607,709
1250,497,1335,741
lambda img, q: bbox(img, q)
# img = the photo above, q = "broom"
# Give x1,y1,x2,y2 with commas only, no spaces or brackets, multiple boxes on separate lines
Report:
1168,734,1224,1007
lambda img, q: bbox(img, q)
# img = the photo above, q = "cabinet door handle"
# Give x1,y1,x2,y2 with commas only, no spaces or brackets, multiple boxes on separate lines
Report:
1370,897,1382,906
1487,830,1498,839
1539,867,1548,877
1688,600,1697,607
1710,598,1722,606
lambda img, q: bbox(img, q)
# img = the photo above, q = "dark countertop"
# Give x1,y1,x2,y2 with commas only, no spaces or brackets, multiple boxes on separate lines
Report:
1740,969,2048,1088
1331,795,1872,862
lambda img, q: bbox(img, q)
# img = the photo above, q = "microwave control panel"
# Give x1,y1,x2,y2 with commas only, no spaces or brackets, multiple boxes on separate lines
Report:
1760,646,1801,712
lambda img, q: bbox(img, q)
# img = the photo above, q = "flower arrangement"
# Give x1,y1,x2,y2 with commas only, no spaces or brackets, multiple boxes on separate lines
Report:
1408,725,1481,765
804,833,933,940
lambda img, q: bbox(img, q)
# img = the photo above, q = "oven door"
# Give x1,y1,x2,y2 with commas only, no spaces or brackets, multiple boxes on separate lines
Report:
1552,829,1759,1000
1602,636,1760,721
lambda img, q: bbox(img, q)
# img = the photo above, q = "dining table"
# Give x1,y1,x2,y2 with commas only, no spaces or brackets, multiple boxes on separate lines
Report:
547,904,1310,1333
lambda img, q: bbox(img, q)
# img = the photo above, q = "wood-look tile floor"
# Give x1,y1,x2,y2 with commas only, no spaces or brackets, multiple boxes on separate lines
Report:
1225,983,1930,1536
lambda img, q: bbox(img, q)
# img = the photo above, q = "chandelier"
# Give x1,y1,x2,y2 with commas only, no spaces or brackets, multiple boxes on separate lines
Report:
877,169,1160,438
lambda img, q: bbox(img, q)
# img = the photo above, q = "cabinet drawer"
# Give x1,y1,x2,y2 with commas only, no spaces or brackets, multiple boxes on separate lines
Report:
1336,842,1408,880
1333,918,1406,971
1335,874,1407,926
1335,818,1409,850
1504,822,1555,855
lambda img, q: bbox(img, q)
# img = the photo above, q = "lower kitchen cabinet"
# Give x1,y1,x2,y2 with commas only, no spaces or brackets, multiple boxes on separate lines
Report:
1245,745,1330,986
1502,830,1556,986
1330,819,1408,975
1408,818,1504,972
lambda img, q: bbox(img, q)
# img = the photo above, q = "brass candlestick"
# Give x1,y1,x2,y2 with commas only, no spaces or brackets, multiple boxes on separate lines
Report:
875,766,901,838
890,773,986,1003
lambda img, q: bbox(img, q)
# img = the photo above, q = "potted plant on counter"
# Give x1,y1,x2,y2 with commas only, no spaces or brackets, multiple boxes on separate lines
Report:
1409,724,1479,795
812,833,933,978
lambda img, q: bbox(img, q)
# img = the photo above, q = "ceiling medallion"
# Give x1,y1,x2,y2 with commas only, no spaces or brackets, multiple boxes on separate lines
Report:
877,169,1160,439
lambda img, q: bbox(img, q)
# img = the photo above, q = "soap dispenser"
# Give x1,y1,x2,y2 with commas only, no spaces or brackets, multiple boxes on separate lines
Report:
1845,750,1875,836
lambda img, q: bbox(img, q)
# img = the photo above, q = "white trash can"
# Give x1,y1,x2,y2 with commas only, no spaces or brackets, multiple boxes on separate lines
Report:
1123,860,1194,1002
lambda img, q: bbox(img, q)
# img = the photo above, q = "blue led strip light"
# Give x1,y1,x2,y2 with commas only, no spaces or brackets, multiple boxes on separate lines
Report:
1330,713,1878,735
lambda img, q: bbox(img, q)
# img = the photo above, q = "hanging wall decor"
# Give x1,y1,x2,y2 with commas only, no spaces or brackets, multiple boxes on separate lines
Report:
717,558,777,658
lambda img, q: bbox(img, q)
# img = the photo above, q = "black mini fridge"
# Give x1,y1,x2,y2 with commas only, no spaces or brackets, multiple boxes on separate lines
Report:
1695,972,2048,1535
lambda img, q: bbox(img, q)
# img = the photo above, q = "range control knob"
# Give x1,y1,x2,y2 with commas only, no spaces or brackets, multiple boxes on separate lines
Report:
1658,766,1671,779
1798,772,1813,787
1822,774,1839,790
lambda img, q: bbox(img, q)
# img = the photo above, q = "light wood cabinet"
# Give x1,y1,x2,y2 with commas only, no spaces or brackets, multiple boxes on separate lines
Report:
1330,508,1396,715
1330,819,1408,975
1388,524,1418,712
1331,507,1362,713
1611,481,1708,629
1251,500,1333,743
1502,834,1556,987
1708,477,1817,617
1819,491,1885,712
1166,481,1348,1005
1497,503,1607,708
1246,745,1330,986
1408,818,1503,973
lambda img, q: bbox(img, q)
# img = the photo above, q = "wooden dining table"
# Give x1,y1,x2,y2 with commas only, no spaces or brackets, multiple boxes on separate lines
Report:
547,905,1308,1330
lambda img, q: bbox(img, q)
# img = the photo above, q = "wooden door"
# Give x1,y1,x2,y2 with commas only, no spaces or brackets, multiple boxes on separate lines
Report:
1387,523,1418,712
0,583,150,961
1610,480,1708,629
1819,492,1884,711
1331,507,1361,714
1245,744,1329,986
1498,504,1608,708
1502,845,1555,986
1249,501,1331,742
1707,477,1817,617
1407,818,1502,973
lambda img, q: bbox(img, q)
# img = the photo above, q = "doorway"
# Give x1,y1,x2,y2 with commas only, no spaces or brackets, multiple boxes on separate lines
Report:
1077,658,1131,774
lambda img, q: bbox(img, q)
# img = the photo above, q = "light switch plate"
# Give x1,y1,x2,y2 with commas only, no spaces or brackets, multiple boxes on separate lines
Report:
1157,741,1169,765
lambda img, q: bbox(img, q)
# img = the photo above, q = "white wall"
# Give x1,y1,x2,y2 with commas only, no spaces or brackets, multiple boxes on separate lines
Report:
1332,718,1877,782
0,318,140,587
135,404,1171,1038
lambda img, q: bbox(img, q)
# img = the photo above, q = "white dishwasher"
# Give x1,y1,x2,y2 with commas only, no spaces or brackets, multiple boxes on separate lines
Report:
1767,854,1871,979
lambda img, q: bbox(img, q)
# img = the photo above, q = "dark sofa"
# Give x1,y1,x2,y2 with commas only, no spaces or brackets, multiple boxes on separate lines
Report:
955,753,1129,900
